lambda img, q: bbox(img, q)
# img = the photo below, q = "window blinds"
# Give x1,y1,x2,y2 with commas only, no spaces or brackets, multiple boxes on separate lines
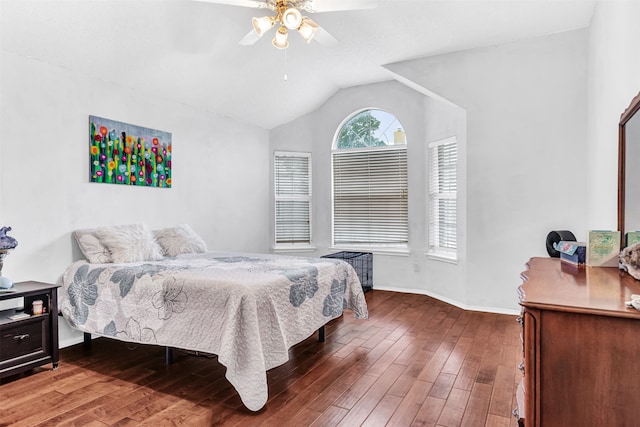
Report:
429,138,457,254
274,152,311,245
333,146,408,245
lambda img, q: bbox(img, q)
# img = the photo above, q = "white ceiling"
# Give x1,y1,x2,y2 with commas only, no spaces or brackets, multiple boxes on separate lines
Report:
1,0,596,129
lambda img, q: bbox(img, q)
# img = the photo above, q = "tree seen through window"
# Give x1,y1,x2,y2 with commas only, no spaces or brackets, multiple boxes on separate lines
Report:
337,110,404,149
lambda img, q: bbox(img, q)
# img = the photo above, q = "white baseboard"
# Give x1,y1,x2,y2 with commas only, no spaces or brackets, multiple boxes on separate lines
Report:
372,286,521,316
59,334,85,349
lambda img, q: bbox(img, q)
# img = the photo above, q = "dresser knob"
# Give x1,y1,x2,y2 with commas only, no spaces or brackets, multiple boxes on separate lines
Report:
13,333,30,341
518,361,525,375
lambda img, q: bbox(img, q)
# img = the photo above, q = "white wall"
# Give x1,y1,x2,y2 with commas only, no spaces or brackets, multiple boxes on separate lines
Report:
275,29,589,313
587,1,640,230
0,52,270,346
421,95,468,306
0,1,3,219
385,29,588,311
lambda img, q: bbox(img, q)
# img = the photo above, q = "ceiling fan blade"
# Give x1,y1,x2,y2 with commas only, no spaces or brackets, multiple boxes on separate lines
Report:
239,29,262,45
303,0,379,13
192,0,271,9
312,26,338,47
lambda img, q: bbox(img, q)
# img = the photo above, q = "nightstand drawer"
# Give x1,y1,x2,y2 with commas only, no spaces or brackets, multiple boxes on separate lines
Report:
0,316,49,362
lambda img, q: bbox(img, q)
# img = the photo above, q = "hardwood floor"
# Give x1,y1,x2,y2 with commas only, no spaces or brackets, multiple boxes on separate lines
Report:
0,290,521,426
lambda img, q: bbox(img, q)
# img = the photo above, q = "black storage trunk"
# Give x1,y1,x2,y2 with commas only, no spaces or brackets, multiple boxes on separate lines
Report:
321,251,373,293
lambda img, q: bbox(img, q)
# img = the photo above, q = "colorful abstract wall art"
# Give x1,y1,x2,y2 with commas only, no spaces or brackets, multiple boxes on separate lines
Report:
89,116,172,188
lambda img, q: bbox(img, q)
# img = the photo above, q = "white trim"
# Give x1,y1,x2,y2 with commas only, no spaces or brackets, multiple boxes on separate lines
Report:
372,286,521,316
59,335,85,349
274,150,312,158
428,135,457,149
329,246,410,256
426,252,458,264
331,143,408,155
273,245,317,254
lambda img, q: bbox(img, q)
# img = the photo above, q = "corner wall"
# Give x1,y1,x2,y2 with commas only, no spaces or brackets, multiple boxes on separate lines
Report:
310,29,588,312
586,1,640,229
270,80,471,308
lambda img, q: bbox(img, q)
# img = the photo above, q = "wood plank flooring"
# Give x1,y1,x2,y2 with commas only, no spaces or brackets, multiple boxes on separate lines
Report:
0,290,522,426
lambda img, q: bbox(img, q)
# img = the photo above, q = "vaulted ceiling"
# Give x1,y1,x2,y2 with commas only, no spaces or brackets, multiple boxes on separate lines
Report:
1,0,596,129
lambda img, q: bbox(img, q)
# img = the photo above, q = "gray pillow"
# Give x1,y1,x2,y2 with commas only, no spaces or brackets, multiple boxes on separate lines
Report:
154,224,207,257
73,229,111,263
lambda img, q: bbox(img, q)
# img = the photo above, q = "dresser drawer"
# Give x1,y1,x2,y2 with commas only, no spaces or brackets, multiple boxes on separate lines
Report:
0,316,49,363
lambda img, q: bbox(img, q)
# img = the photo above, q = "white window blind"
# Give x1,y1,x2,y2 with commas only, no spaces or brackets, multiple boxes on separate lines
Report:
333,146,408,245
429,137,457,256
274,152,311,245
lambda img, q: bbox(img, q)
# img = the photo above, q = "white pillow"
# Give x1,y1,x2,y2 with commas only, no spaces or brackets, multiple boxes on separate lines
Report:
154,224,207,257
73,229,112,263
96,224,164,263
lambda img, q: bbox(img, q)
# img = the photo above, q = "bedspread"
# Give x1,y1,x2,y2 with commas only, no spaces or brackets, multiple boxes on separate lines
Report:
58,252,368,411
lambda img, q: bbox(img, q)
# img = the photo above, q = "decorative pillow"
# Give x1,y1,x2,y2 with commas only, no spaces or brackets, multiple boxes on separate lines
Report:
154,224,207,257
73,229,112,263
96,224,164,263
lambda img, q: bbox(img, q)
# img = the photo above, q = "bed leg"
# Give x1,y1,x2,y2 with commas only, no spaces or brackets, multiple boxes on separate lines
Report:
83,332,92,349
318,325,325,342
165,347,174,365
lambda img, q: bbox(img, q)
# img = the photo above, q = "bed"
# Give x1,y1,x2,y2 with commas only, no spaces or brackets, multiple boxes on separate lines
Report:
58,224,368,411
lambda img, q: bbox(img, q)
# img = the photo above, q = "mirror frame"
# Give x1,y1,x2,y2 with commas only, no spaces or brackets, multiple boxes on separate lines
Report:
618,91,640,247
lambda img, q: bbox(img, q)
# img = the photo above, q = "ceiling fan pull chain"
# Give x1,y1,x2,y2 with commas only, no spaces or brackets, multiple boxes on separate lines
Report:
283,48,288,81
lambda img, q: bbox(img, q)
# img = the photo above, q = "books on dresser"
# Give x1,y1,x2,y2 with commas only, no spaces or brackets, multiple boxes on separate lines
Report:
587,230,621,267
626,231,640,246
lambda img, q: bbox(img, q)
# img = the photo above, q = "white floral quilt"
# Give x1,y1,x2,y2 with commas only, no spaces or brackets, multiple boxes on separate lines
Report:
58,251,368,411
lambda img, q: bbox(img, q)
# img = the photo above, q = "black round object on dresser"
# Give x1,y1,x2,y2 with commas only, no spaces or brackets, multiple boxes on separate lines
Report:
545,230,576,257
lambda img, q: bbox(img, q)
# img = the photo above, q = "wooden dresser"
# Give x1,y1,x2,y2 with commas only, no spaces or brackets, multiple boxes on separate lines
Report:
517,257,640,426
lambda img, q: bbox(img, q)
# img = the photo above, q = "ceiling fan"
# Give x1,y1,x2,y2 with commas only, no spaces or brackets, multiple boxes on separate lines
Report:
194,0,379,49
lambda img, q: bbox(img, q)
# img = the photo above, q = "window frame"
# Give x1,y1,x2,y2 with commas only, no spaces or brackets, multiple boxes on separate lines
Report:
427,136,458,262
273,151,314,252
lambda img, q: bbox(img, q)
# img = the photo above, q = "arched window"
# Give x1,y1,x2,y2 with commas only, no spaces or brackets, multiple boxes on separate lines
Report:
332,109,408,247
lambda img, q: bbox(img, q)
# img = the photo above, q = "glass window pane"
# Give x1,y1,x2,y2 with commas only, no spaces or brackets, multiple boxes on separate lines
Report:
336,109,406,149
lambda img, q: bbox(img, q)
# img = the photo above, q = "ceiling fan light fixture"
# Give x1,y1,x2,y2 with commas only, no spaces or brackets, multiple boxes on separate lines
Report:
282,7,302,30
298,17,319,43
252,15,275,37
272,26,289,49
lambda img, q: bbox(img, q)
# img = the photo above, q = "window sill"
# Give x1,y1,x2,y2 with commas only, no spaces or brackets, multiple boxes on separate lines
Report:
273,245,317,254
426,252,458,264
330,246,410,256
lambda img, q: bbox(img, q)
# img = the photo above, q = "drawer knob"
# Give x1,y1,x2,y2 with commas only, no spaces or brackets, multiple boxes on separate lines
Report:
518,361,525,375
13,334,30,341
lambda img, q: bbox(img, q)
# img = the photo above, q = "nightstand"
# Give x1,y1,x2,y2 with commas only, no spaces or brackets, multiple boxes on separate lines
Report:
0,281,60,379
